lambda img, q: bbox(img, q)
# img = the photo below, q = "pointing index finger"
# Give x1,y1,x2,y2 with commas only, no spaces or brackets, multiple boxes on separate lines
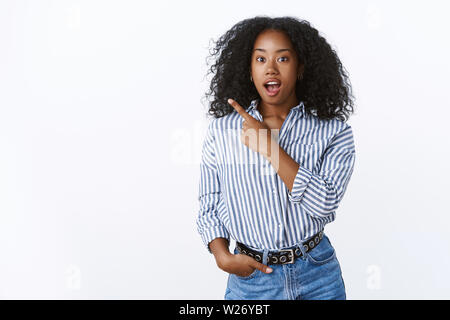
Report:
228,98,254,122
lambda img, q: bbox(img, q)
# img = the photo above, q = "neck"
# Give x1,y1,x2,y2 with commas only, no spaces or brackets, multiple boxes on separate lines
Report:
258,96,300,119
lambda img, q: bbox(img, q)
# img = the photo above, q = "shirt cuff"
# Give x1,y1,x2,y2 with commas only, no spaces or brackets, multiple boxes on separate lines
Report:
287,165,313,202
202,226,230,254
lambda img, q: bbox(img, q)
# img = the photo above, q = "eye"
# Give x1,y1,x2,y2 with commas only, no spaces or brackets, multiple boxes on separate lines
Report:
256,57,288,62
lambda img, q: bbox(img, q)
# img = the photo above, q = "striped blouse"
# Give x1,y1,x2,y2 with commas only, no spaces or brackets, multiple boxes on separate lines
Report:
196,98,356,253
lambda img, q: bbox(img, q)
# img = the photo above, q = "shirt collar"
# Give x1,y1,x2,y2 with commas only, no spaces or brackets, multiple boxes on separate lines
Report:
246,98,305,118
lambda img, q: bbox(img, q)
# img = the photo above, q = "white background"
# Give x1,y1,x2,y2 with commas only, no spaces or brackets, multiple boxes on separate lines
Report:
1,0,449,299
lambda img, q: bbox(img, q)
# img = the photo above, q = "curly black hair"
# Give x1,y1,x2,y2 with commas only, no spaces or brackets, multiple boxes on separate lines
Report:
202,16,355,122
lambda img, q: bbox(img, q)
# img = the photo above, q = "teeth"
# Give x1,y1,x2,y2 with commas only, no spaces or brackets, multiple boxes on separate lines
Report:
266,81,279,85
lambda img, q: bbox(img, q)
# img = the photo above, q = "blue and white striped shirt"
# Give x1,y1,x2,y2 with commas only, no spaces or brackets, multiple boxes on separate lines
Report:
196,98,356,253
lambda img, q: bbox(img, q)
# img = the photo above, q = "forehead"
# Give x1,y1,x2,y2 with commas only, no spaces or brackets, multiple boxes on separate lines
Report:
253,29,294,51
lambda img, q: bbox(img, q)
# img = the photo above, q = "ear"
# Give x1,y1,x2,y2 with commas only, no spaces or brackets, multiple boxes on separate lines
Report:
298,63,305,75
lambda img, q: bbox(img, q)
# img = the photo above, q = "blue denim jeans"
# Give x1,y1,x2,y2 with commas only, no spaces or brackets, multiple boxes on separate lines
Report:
224,234,346,300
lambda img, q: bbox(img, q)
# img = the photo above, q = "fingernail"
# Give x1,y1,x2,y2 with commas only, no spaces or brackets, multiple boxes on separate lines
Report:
227,98,232,104
267,267,273,273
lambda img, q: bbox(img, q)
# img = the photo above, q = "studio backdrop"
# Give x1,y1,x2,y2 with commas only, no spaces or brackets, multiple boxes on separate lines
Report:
0,0,448,299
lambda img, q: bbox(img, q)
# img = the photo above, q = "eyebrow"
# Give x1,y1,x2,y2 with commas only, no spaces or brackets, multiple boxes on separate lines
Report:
253,48,292,53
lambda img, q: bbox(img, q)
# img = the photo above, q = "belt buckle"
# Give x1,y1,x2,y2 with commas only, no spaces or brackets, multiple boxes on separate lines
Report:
279,249,295,264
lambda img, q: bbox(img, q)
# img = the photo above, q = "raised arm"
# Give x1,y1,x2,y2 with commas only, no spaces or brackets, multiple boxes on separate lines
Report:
283,124,356,218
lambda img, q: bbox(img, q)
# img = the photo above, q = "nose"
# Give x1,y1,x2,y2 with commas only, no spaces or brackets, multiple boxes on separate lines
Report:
265,69,279,77
265,59,279,75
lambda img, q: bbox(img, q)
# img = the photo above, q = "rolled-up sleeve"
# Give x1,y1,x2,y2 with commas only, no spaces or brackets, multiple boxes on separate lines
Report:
287,124,356,218
196,121,230,254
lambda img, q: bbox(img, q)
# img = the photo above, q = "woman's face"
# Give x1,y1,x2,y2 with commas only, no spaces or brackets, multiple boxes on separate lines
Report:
250,29,303,105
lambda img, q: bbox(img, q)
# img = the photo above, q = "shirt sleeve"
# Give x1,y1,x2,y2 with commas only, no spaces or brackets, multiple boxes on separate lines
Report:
196,120,230,254
287,124,356,218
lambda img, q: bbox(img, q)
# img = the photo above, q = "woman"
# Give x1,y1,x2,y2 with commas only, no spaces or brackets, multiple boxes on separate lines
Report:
196,16,356,300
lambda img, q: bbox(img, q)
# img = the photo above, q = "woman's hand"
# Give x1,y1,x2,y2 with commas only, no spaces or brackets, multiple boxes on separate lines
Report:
216,250,273,277
228,98,277,159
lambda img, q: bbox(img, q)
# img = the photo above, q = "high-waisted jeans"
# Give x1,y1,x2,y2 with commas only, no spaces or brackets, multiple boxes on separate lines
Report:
224,233,346,300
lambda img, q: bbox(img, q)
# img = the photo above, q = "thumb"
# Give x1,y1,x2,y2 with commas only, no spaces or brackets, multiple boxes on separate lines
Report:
253,261,273,274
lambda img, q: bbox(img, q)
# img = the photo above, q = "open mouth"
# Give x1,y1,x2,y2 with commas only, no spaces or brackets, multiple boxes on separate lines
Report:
264,83,281,96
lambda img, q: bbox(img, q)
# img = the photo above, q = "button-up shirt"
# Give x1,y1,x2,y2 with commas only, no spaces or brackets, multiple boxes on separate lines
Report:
196,98,356,253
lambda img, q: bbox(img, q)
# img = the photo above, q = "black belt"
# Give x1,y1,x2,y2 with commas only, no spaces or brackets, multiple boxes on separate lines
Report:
236,230,324,265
